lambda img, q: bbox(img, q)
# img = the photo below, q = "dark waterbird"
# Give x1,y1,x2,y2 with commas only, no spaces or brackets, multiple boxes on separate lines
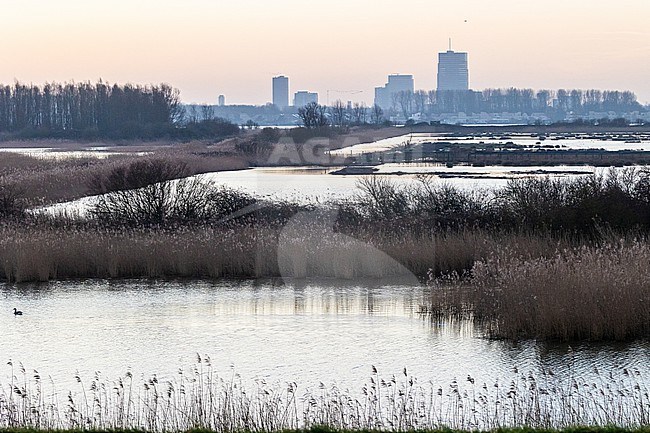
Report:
13,308,23,316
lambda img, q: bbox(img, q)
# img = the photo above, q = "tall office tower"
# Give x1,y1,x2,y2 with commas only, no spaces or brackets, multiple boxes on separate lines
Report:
218,94,225,106
437,46,469,91
272,76,289,109
373,74,415,110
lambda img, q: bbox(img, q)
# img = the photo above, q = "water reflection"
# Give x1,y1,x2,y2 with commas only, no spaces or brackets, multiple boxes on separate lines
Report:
1,279,649,397
206,280,428,316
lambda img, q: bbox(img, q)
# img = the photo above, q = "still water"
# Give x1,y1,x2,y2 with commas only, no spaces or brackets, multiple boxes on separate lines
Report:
1,279,649,394
329,133,650,156
39,164,598,216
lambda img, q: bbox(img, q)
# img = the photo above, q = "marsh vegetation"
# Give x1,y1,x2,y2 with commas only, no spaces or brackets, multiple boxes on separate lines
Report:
2,359,650,431
4,149,650,342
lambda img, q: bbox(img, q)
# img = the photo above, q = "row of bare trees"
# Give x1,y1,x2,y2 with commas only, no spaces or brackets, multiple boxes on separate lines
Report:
0,81,183,138
298,101,384,129
387,88,643,118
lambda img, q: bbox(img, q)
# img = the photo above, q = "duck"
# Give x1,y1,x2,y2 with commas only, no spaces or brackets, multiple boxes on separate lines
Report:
13,308,23,316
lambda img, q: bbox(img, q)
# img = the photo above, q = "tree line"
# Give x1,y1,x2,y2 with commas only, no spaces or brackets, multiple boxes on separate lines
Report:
0,81,238,140
388,88,643,119
297,88,645,129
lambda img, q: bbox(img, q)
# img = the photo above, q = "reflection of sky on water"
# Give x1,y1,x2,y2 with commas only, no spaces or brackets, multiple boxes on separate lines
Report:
21,134,650,214
329,133,650,156
1,279,649,396
0,147,150,159
37,163,626,216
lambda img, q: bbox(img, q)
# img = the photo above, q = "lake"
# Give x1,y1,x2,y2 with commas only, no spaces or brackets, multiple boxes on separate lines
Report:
2,279,650,427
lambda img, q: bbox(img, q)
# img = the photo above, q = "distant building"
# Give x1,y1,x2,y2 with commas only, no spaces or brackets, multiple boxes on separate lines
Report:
293,91,318,107
218,94,225,106
437,49,469,91
374,74,414,110
272,76,289,109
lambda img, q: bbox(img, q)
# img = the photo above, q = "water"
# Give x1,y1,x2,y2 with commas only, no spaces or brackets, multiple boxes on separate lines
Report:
189,163,603,201
329,132,650,156
21,133,650,221
35,164,611,217
1,279,649,395
0,146,150,159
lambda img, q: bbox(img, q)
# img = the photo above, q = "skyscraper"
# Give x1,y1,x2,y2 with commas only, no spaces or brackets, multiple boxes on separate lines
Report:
374,74,414,110
272,76,289,109
437,48,469,91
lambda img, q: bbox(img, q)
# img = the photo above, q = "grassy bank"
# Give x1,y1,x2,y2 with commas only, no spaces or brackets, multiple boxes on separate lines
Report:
0,146,247,208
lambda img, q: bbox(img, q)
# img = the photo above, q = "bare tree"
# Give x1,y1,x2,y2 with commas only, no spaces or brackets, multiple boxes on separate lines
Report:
329,100,347,129
200,104,215,121
352,103,368,125
396,91,414,119
414,90,428,114
371,104,384,125
187,105,199,123
297,102,329,129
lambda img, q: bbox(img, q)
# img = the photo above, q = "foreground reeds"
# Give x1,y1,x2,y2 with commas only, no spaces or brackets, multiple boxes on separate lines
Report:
2,359,650,431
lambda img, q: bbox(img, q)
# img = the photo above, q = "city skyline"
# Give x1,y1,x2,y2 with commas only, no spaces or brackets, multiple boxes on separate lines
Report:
1,0,649,105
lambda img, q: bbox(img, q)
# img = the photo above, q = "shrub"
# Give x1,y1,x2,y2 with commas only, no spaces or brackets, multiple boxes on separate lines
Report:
91,177,213,226
0,181,26,218
88,158,191,195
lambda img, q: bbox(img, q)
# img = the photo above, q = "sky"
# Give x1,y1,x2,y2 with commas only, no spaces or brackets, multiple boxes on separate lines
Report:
1,0,649,105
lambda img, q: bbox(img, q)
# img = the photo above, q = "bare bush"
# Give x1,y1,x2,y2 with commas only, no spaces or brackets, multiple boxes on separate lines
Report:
90,174,258,226
356,177,409,219
0,181,26,218
91,176,210,225
88,158,191,195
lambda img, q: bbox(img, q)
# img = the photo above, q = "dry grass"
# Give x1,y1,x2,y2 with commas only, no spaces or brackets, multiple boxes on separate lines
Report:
0,225,272,282
0,220,573,284
0,147,247,207
431,237,650,341
0,223,425,283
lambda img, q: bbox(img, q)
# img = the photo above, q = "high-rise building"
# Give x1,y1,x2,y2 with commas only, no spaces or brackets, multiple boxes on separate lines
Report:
272,76,289,109
293,91,318,107
218,94,225,106
374,74,414,110
437,49,469,91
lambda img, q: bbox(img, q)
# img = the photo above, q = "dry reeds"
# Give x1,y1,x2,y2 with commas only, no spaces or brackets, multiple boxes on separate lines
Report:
0,148,247,208
432,238,650,341
0,219,574,284
2,359,650,431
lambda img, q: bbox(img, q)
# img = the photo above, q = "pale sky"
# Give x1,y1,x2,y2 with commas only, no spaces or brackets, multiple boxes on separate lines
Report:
1,0,649,105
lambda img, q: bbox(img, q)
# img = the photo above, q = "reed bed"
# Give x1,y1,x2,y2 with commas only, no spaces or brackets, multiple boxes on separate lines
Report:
0,148,246,208
431,238,650,341
0,221,572,283
2,359,650,431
